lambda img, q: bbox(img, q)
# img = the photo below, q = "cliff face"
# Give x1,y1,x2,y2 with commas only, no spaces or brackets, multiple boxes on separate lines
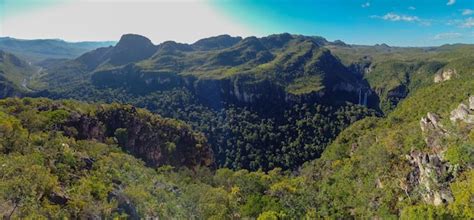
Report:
1,98,213,169
62,105,212,168
96,106,212,168
87,37,378,112
91,64,185,94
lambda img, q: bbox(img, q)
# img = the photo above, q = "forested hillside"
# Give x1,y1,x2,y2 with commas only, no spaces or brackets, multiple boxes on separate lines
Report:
0,33,472,218
25,33,472,171
0,87,472,218
10,33,378,171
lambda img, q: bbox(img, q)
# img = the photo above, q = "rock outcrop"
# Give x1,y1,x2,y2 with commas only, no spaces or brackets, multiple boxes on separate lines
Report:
406,151,454,205
406,112,453,206
434,68,456,83
420,112,448,150
406,96,474,206
450,97,474,123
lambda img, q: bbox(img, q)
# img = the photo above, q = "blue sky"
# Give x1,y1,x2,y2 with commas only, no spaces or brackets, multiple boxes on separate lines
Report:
1,0,473,46
211,0,474,46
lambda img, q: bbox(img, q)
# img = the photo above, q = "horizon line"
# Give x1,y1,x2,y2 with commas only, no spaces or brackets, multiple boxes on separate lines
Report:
1,33,472,48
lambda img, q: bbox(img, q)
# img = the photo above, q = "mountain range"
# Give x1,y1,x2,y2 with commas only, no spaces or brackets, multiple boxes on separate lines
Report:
0,37,115,63
0,33,472,218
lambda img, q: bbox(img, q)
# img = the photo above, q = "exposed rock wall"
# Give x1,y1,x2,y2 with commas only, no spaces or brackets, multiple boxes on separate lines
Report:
406,96,474,206
60,104,213,168
450,99,474,123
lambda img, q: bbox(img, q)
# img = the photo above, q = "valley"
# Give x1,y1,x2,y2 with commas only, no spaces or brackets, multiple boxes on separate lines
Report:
0,33,472,218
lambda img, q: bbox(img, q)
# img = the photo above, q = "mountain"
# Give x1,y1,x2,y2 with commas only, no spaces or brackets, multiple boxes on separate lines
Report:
34,33,379,170
76,34,157,70
0,37,115,62
191,34,242,50
24,34,474,171
43,33,375,106
0,33,472,219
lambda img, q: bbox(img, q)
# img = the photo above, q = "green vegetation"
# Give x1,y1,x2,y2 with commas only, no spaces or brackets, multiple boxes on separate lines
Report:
329,43,474,113
0,91,472,218
0,34,472,218
286,75,324,94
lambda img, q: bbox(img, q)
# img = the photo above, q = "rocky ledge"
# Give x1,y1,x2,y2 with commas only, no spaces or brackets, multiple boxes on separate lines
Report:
406,96,474,206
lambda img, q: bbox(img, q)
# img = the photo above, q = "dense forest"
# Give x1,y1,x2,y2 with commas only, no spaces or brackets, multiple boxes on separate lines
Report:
0,33,473,218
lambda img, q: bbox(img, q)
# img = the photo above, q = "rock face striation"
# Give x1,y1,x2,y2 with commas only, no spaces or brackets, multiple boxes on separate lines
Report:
406,96,474,206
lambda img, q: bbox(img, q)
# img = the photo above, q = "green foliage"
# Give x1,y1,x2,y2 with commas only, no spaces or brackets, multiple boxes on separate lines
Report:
0,112,28,153
257,211,283,220
445,143,474,165
286,75,324,95
0,35,473,219
400,204,453,220
0,98,211,218
448,170,474,218
0,87,472,218
113,128,128,145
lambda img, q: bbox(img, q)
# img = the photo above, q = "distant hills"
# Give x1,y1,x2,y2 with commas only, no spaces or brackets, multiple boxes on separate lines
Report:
0,37,116,62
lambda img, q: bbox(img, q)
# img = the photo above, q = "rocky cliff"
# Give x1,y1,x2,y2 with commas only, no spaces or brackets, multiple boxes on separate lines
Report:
406,96,474,206
0,98,213,168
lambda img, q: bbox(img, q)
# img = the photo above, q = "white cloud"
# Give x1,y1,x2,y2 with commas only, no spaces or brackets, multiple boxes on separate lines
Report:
1,0,254,43
461,17,474,28
462,9,474,16
408,6,416,10
371,13,419,22
383,13,419,22
447,0,456,6
434,32,462,40
361,2,370,8
370,12,432,26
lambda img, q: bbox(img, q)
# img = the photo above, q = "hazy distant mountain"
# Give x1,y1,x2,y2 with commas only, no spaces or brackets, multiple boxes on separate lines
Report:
0,37,116,63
